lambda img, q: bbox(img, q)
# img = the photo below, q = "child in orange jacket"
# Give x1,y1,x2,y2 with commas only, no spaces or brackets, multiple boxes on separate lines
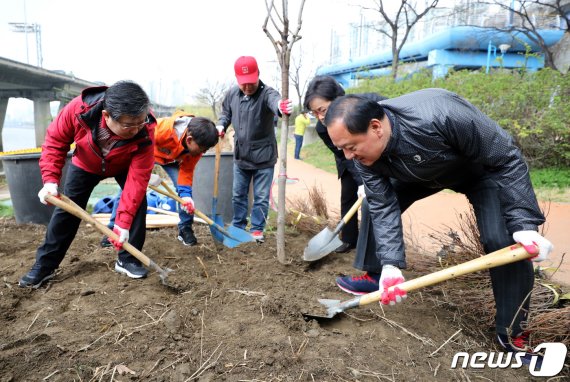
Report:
153,114,218,245
104,114,218,247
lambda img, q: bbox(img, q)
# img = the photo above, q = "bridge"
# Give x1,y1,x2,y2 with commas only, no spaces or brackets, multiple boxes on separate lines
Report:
0,55,175,153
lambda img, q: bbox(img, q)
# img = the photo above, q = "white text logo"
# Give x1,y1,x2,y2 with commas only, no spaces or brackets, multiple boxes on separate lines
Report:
450,343,567,377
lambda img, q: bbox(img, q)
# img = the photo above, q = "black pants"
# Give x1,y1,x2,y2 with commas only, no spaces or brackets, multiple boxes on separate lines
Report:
339,171,359,246
353,178,534,336
35,164,147,269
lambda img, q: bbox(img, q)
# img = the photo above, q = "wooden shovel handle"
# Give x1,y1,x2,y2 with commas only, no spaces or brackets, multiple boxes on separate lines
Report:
332,197,364,236
213,142,221,198
147,206,179,216
359,244,534,306
342,197,364,224
46,194,153,268
148,184,215,226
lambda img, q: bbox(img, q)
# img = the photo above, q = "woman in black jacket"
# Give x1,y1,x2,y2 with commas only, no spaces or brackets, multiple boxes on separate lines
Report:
303,76,386,293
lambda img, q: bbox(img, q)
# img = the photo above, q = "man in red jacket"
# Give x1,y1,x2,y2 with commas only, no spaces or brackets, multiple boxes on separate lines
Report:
19,81,156,288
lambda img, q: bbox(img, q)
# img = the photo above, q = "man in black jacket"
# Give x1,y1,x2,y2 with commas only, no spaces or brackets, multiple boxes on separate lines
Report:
216,56,292,243
324,89,553,363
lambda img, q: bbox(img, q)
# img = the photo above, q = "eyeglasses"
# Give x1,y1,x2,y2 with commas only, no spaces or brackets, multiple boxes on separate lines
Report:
309,106,328,117
115,116,150,130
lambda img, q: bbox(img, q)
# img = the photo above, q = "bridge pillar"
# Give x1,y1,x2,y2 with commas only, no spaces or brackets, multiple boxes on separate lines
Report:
33,99,52,147
0,97,8,153
0,97,7,172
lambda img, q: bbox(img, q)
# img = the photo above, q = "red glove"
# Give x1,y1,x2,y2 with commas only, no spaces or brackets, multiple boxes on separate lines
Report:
278,99,293,115
109,224,129,251
379,265,407,305
180,197,195,214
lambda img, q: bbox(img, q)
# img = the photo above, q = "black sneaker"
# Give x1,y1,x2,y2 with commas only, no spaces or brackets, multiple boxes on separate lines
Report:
334,242,355,253
178,225,197,246
497,332,543,367
115,259,148,279
19,263,56,288
100,235,112,248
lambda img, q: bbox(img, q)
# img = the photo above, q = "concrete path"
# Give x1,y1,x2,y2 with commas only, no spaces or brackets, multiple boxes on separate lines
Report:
282,157,569,287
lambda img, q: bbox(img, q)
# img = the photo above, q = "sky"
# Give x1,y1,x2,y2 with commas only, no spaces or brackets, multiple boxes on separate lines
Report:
0,0,363,107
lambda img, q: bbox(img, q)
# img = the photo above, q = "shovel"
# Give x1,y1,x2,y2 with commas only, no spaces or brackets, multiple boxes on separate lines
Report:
306,244,534,320
148,182,254,248
303,196,364,261
45,194,172,286
209,142,224,242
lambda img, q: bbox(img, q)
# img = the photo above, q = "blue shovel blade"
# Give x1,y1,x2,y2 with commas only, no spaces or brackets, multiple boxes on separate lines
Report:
209,214,225,243
227,225,255,244
209,197,225,243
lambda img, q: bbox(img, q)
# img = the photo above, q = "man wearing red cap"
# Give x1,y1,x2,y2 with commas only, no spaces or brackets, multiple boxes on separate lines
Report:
216,56,292,243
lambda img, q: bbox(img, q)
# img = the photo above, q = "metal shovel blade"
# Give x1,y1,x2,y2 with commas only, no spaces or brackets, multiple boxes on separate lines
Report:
302,297,360,320
303,227,343,261
318,297,361,319
303,197,363,262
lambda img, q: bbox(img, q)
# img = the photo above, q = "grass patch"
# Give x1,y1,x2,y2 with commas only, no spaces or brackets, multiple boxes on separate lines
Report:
530,168,570,189
297,139,337,174
0,204,13,217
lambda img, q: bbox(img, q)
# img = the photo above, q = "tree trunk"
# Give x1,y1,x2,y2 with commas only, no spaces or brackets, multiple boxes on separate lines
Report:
276,53,289,264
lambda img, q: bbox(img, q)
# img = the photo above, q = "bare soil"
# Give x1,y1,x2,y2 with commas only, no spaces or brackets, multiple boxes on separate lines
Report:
0,218,558,381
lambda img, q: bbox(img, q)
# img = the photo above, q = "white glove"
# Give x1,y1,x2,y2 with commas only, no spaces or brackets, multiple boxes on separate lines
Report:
513,230,553,262
109,224,129,250
149,173,162,187
180,196,195,214
215,125,225,137
278,99,293,115
38,182,59,205
357,185,366,199
379,265,407,305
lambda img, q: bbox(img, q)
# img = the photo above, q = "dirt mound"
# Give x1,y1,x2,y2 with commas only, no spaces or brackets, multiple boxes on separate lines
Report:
0,217,555,380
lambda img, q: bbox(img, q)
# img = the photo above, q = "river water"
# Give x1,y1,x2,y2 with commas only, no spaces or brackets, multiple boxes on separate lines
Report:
2,125,36,152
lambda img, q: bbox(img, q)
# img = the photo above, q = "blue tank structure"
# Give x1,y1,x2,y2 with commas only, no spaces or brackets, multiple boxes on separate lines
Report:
316,26,564,85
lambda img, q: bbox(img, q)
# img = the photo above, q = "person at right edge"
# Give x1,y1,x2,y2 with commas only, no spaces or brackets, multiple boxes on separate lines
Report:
303,75,386,254
324,89,553,365
216,56,292,243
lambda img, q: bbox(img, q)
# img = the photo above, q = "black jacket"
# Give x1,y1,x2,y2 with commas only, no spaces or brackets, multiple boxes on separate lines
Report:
218,80,281,170
357,88,545,267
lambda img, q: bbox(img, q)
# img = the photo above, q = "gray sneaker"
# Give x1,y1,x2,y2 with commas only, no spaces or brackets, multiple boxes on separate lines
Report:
115,260,148,279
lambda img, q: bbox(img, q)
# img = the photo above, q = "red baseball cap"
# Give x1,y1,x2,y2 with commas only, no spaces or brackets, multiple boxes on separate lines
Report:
234,56,259,85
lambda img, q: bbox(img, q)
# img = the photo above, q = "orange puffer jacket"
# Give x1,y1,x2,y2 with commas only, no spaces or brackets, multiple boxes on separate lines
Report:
154,115,201,193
